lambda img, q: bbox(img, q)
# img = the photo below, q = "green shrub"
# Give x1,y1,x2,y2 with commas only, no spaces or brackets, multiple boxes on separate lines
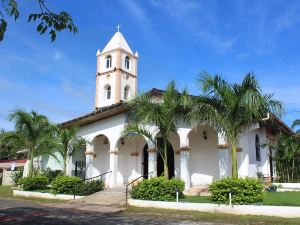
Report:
41,168,63,183
51,175,83,195
79,180,105,195
131,177,185,201
209,177,265,205
21,175,48,191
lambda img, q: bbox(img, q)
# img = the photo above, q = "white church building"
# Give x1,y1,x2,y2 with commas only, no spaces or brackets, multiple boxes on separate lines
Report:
62,30,293,191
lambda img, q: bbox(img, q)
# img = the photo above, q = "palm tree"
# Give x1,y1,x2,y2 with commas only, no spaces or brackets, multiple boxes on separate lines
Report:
0,109,52,177
292,120,300,135
52,125,86,175
123,81,191,178
191,72,283,178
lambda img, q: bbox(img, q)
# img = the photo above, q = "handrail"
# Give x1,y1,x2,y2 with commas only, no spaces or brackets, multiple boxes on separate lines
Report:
125,171,153,203
84,170,112,182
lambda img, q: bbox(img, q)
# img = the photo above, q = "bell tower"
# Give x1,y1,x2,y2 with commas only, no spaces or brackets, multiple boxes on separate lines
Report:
94,27,138,109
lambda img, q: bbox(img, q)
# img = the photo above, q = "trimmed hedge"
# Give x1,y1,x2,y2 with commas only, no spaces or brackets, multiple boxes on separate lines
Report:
52,175,104,195
79,180,105,195
52,175,83,195
21,175,48,191
131,177,185,201
209,177,265,205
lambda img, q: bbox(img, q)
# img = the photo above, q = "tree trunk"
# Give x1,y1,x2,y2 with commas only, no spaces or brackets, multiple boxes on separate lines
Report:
64,156,68,175
163,140,169,179
28,149,34,177
231,141,238,178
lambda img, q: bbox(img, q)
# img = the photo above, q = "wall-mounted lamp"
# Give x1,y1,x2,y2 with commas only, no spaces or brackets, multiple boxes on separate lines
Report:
203,130,208,140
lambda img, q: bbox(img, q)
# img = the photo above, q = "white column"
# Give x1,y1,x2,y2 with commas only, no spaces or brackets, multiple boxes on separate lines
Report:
178,128,192,190
218,132,229,178
109,149,119,188
147,139,157,177
85,143,94,179
238,149,249,178
180,148,190,190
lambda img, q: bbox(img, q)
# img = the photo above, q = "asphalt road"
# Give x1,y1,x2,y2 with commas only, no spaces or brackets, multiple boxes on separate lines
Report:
0,198,223,225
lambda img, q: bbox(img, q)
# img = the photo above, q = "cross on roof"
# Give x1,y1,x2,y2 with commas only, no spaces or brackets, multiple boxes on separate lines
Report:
116,24,121,32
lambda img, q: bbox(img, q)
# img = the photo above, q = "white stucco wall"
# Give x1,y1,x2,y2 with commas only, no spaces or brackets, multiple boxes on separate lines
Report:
189,126,219,186
117,136,146,184
238,126,270,178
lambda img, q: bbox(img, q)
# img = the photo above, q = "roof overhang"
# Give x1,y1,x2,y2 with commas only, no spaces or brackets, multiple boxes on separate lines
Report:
61,102,128,127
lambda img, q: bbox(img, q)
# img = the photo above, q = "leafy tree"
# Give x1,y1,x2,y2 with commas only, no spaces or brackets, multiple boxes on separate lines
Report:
123,81,191,178
0,109,53,177
191,72,283,178
0,0,77,42
274,133,300,182
51,125,86,175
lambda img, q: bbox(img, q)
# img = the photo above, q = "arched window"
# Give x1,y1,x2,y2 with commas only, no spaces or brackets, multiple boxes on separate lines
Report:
255,134,261,161
125,56,130,69
106,55,112,68
106,86,111,99
124,86,129,100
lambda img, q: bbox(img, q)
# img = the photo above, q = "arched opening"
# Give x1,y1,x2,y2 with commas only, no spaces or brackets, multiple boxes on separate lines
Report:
157,138,175,178
255,134,261,161
143,144,148,177
93,134,110,182
142,137,175,179
125,56,130,69
124,86,129,100
105,85,111,99
106,55,112,68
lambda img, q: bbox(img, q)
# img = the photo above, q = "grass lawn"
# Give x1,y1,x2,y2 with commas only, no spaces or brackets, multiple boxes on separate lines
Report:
262,192,300,206
0,185,67,203
127,206,300,225
174,192,300,207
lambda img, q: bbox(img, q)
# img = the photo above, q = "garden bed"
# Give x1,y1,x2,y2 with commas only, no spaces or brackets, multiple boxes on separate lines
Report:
128,199,300,218
173,192,300,207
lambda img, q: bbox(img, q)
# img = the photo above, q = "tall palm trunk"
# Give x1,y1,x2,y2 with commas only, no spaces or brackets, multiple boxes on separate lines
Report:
163,140,169,179
231,140,238,178
64,157,68,175
28,149,34,177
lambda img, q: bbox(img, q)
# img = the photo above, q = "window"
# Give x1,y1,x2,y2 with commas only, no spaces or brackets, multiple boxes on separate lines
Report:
106,86,111,99
255,134,261,161
125,56,130,69
106,55,112,68
124,86,129,99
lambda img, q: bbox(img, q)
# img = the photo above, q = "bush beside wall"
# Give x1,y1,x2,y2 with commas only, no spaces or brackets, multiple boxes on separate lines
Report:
51,175,83,195
209,177,265,205
52,175,104,195
79,180,105,195
131,177,185,201
21,175,48,191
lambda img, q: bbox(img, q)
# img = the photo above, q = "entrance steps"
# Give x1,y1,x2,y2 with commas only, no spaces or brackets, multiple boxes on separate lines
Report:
63,187,126,213
184,185,211,196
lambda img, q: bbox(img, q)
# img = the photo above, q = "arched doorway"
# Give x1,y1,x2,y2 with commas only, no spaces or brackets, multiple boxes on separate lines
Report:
143,138,175,179
143,144,148,178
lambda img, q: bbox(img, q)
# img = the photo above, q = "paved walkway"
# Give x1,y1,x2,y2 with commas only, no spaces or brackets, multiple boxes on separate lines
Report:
0,198,226,225
51,187,127,213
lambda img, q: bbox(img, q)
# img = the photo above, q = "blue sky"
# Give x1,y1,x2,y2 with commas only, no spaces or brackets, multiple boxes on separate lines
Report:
1,0,300,130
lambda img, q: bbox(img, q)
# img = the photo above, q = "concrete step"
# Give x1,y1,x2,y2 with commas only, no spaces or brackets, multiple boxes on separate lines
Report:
184,185,211,196
69,186,126,207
